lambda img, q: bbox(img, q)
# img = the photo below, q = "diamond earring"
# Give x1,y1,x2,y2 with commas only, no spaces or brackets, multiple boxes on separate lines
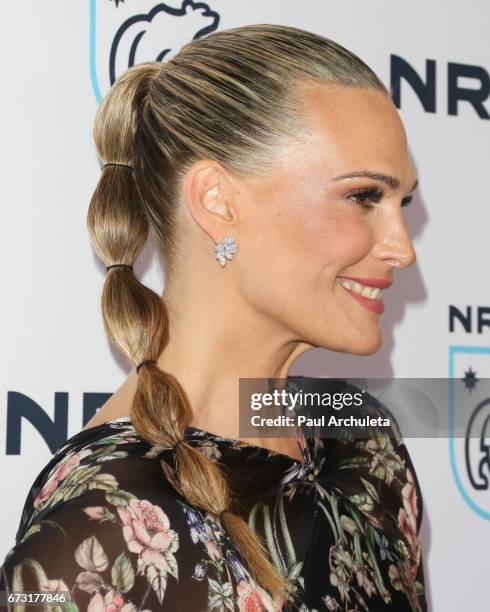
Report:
215,235,238,267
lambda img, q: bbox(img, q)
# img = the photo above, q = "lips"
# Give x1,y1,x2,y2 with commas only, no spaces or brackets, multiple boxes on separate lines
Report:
337,275,393,289
341,285,385,313
336,276,389,314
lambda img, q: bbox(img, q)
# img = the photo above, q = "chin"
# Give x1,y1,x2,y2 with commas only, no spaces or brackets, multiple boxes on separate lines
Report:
297,321,383,356
350,331,384,356
350,343,382,356
325,328,384,357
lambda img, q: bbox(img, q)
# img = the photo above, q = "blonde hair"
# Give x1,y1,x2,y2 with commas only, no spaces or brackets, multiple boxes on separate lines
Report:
87,24,387,604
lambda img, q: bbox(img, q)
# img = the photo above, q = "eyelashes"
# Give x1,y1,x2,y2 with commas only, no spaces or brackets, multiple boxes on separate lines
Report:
348,187,414,212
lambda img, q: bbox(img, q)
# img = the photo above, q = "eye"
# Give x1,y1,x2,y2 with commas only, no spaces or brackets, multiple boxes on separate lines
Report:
348,187,383,211
348,187,415,211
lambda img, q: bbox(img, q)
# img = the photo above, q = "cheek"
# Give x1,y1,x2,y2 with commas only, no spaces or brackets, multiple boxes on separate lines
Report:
298,212,374,275
266,198,375,285
236,202,373,313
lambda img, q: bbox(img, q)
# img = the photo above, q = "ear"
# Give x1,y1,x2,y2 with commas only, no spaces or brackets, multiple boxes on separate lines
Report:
182,160,238,242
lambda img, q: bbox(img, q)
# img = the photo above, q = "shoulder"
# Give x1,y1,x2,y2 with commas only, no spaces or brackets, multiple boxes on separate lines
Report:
12,421,185,548
0,428,207,611
1,422,195,605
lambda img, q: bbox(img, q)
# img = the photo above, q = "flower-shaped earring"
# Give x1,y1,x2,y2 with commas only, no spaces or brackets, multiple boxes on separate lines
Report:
215,236,238,267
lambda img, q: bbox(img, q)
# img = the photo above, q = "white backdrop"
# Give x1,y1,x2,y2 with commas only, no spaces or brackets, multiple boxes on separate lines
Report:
1,1,489,610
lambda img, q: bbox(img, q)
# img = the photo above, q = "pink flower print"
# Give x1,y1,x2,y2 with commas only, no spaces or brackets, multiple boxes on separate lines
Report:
205,539,220,561
396,559,424,612
401,468,418,530
33,478,59,508
117,499,179,579
203,521,221,561
236,580,276,612
398,469,421,579
34,449,92,508
55,454,79,480
87,588,136,612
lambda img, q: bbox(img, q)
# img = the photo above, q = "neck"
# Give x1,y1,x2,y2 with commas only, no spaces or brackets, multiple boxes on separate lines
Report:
151,283,313,456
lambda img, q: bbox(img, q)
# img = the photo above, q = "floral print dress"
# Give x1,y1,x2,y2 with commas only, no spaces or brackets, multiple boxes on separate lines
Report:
1,410,427,611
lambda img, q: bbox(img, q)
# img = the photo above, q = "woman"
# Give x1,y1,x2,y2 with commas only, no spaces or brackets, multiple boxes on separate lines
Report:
1,24,426,611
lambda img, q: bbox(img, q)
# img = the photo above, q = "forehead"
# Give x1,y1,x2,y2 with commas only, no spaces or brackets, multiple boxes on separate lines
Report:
291,84,414,183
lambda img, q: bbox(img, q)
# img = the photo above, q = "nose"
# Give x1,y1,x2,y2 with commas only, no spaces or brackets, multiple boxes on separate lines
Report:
374,212,416,270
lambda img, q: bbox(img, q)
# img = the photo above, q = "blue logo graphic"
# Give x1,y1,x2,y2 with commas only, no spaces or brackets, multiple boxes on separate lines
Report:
449,345,490,520
90,0,220,103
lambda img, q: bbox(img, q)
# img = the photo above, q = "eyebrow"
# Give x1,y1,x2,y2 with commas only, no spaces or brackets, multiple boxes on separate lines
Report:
332,171,419,193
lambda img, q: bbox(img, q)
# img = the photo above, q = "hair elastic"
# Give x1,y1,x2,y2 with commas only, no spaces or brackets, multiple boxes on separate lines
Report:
106,264,133,272
136,359,157,373
103,162,134,170
172,438,184,452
